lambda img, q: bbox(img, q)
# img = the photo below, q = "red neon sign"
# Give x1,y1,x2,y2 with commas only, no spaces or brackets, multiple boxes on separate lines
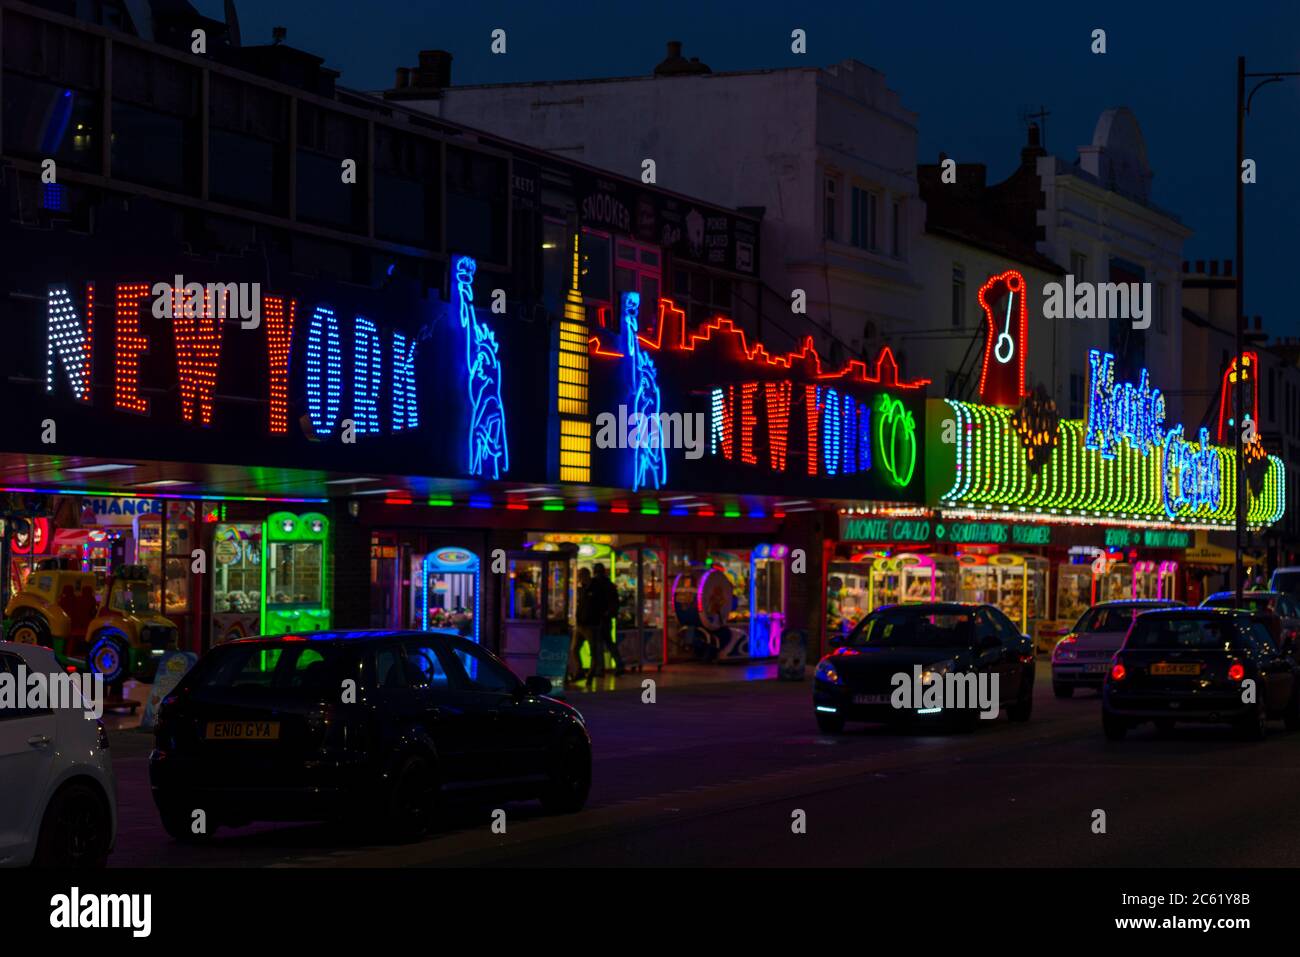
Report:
977,270,1028,406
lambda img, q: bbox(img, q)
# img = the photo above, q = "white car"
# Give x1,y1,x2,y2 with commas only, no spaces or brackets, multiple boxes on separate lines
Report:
0,641,116,867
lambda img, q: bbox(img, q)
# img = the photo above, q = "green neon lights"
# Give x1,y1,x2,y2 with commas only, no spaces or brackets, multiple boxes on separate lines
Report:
875,394,918,487
940,399,1285,528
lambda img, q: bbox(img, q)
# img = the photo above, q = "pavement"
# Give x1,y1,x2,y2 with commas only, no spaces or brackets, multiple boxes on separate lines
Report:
105,662,1300,867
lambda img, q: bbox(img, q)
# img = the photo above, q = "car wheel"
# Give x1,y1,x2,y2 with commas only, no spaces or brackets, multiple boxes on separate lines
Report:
7,614,51,648
1007,682,1033,721
33,782,111,868
815,711,846,735
1234,703,1267,742
157,799,215,843
1285,687,1300,732
87,632,129,685
385,755,436,841
1052,682,1074,699
1102,708,1128,741
541,731,592,815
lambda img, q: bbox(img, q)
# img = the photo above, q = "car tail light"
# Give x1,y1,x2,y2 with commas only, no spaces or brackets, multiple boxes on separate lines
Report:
1228,661,1245,682
1110,663,1127,681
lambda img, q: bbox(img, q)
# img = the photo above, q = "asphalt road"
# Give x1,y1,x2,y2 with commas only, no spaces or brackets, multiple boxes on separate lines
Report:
105,664,1300,867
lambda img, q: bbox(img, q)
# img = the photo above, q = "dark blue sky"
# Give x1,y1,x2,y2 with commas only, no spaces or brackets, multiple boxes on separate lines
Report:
202,0,1300,338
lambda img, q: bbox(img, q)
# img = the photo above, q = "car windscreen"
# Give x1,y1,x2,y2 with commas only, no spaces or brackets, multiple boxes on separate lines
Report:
1125,617,1236,652
189,643,348,695
1204,596,1275,614
1272,572,1300,598
848,609,975,648
1074,606,1143,633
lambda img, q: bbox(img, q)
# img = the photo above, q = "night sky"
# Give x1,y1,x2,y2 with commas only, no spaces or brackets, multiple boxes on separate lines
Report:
198,0,1300,338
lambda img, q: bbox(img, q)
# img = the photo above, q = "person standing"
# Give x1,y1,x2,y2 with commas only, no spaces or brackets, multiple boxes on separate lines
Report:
568,567,598,683
591,563,625,677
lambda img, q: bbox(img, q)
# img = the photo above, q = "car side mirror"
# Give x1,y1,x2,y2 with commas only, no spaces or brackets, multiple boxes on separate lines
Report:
523,675,552,697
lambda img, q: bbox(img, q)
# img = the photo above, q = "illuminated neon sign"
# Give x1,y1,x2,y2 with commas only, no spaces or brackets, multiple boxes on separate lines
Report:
453,255,510,480
1161,425,1221,518
46,285,92,402
1084,349,1166,458
977,270,1028,406
875,394,917,486
623,291,667,491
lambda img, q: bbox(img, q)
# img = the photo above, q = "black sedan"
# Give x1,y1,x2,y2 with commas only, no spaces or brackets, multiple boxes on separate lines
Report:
1102,608,1300,740
812,602,1035,733
149,630,591,842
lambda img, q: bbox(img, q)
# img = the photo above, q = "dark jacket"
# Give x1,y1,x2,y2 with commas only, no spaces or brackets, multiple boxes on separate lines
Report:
575,579,601,627
592,576,620,622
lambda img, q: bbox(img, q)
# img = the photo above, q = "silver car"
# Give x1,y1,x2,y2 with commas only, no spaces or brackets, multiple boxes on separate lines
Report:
1051,599,1185,697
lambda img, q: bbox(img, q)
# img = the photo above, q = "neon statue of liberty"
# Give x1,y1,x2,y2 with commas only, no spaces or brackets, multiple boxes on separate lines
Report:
624,291,666,491
454,255,509,479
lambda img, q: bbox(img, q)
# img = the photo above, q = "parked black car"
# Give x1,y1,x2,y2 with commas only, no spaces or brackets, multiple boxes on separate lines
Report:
812,602,1035,733
149,630,591,842
1102,608,1300,741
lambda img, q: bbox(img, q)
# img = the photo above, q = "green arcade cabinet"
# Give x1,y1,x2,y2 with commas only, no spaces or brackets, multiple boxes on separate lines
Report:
261,511,331,634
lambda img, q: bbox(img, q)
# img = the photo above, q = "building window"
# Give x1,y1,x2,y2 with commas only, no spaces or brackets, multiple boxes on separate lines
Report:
297,103,367,231
1069,372,1084,419
891,199,903,258
209,74,289,213
850,186,877,251
1070,250,1088,282
374,124,438,246
951,265,966,327
578,229,612,303
823,174,839,241
445,146,509,264
1154,282,1167,334
672,267,733,328
614,240,662,335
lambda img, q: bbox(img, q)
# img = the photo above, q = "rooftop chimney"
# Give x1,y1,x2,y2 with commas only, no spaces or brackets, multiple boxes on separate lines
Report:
654,40,711,76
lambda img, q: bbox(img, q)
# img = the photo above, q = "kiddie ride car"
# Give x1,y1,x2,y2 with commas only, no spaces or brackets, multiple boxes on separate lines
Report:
4,559,177,684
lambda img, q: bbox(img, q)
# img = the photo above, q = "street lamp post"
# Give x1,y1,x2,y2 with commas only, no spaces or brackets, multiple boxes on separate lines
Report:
1235,56,1300,604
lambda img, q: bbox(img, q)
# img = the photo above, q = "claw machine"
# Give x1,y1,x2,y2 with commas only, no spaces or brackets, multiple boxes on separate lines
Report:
134,502,196,647
1133,559,1178,601
412,546,480,641
501,545,573,683
898,553,959,603
960,553,1047,637
614,544,665,671
211,522,262,644
707,549,752,659
261,511,331,634
868,554,906,612
749,544,789,659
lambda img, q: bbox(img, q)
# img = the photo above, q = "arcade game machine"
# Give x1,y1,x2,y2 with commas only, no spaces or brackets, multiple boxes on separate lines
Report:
749,544,789,659
1094,555,1132,604
976,553,1049,639
133,504,195,646
211,522,262,644
261,511,331,635
51,527,124,598
898,553,959,603
1132,559,1179,601
671,564,737,662
533,540,619,675
412,546,480,641
614,544,666,671
867,554,906,612
707,549,751,656
825,549,887,643
500,546,572,681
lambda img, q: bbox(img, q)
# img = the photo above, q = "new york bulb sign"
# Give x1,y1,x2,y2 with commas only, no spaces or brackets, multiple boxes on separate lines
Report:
927,348,1285,529
22,253,549,484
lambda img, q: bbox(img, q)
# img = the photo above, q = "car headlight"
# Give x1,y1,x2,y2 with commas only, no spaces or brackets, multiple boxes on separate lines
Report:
815,660,842,685
921,659,956,684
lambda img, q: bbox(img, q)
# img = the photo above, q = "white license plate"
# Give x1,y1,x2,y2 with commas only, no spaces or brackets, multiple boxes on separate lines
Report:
1085,663,1110,673
853,693,889,705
